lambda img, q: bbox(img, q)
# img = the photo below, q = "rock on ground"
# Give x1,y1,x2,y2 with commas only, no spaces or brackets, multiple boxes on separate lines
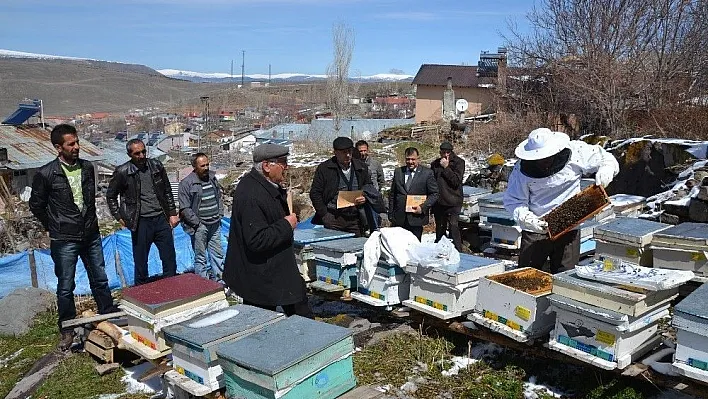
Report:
0,287,55,335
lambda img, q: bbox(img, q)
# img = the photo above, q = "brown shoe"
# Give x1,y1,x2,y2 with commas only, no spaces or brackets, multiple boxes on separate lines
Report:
59,330,74,351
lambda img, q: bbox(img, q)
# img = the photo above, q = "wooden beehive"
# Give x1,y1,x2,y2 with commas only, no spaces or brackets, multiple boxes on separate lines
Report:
216,315,356,399
544,184,609,240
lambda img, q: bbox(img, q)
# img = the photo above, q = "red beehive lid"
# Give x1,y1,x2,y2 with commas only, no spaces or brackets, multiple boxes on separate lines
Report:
122,273,223,314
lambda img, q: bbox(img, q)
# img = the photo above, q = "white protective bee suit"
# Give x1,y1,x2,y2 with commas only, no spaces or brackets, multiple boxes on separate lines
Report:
503,128,619,273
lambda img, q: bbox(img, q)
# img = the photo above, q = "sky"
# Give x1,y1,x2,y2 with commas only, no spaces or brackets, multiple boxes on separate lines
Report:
0,0,534,77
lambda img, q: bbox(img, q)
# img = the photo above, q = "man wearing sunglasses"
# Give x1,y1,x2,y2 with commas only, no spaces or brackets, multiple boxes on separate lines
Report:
107,139,179,285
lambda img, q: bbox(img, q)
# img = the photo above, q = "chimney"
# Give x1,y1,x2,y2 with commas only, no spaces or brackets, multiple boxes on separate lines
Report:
446,77,453,90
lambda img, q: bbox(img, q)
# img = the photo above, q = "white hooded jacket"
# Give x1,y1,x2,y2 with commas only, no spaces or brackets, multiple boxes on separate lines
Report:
503,140,619,222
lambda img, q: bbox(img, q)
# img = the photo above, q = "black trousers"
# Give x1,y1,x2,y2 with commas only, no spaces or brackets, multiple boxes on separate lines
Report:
243,298,313,319
131,214,177,285
433,205,462,251
323,211,361,237
519,229,579,274
403,220,423,241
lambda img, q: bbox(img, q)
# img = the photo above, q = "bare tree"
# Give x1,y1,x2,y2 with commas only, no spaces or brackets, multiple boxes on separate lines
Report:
326,23,355,136
503,0,707,137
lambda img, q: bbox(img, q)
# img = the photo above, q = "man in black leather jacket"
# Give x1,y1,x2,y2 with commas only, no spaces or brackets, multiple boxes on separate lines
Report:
106,139,179,285
29,124,116,350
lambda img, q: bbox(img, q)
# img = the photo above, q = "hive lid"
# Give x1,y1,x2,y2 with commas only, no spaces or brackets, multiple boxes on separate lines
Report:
593,218,671,246
121,274,223,314
310,237,368,253
463,186,492,197
216,315,352,375
652,223,708,248
293,228,354,246
162,305,285,348
479,192,505,205
674,283,708,321
407,254,505,285
553,270,647,301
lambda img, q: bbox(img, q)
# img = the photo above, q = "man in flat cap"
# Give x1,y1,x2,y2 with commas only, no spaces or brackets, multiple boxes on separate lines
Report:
223,143,312,317
310,137,375,236
431,142,465,251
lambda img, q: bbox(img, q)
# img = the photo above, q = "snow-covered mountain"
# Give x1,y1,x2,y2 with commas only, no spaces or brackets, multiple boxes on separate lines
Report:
0,49,414,83
157,69,414,83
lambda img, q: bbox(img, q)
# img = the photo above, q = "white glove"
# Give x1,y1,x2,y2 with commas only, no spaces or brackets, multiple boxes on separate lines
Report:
595,166,615,187
514,207,548,234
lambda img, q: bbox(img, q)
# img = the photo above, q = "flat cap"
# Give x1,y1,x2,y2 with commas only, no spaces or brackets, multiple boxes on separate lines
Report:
440,141,453,151
333,137,354,150
253,143,289,162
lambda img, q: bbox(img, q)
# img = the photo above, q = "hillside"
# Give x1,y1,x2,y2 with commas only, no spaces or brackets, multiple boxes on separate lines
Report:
0,57,219,117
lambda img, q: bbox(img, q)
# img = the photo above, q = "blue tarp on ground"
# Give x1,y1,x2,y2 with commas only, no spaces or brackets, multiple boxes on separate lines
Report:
0,251,31,298
0,216,315,298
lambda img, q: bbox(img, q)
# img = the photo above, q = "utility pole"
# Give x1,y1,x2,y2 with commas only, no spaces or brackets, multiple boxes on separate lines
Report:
268,64,271,86
230,60,234,81
200,96,209,152
241,50,245,87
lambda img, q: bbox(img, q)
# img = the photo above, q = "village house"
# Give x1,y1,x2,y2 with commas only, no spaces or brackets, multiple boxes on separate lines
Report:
412,49,507,124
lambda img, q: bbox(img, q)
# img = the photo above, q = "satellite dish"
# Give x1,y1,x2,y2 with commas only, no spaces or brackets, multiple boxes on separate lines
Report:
456,99,469,112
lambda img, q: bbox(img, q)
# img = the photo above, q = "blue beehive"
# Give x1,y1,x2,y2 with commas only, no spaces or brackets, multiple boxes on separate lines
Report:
311,237,368,291
216,316,356,399
163,305,285,364
162,305,285,389
293,228,355,248
293,228,355,282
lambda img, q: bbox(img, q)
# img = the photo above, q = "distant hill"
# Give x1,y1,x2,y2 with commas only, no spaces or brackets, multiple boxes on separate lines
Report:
0,56,214,117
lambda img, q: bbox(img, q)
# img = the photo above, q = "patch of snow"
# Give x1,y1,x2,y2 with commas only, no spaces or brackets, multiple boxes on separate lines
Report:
375,384,393,392
441,356,478,376
121,362,162,395
523,376,564,399
0,348,23,368
0,48,94,61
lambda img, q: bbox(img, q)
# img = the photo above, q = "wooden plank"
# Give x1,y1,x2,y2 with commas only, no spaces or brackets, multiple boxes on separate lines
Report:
163,369,214,397
60,311,126,329
85,340,114,363
139,362,172,382
338,385,385,399
29,251,38,288
88,329,116,349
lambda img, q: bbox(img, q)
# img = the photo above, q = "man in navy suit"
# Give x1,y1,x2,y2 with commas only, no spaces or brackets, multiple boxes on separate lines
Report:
387,147,439,240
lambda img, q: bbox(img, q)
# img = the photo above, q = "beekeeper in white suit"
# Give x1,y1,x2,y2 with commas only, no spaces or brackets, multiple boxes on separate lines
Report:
503,128,619,273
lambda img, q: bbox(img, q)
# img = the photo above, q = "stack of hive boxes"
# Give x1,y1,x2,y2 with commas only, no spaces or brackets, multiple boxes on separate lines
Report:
608,194,646,217
651,222,708,278
459,186,492,223
216,315,356,399
120,274,228,352
310,237,368,293
548,265,678,370
293,228,354,283
593,218,671,266
672,283,708,383
162,305,285,391
402,254,506,319
351,258,410,309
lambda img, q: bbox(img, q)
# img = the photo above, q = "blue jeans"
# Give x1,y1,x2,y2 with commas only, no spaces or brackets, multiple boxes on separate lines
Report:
190,222,224,281
50,233,114,330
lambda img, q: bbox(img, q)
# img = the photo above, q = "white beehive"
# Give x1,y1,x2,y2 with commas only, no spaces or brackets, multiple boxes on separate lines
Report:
402,254,505,319
548,294,667,370
469,267,555,342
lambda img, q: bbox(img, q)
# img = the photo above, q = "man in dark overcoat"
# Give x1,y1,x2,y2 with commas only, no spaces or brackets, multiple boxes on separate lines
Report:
223,143,312,317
